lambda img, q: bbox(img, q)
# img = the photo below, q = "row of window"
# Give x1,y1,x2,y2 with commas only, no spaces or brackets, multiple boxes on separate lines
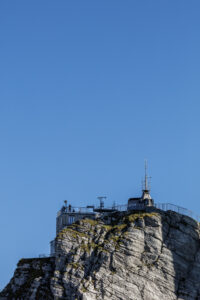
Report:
59,215,75,226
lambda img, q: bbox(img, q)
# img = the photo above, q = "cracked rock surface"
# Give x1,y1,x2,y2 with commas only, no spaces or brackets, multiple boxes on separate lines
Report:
1,209,200,300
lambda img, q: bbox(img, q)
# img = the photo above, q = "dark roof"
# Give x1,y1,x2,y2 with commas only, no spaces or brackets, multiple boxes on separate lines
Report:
128,197,141,201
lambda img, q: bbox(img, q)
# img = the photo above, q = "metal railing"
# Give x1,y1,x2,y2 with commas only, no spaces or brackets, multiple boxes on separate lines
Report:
113,202,200,222
57,203,200,222
154,203,200,222
113,204,127,211
57,206,95,217
102,203,200,222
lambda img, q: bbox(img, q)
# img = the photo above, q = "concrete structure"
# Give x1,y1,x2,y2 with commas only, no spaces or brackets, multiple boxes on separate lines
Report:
50,201,96,256
56,202,96,234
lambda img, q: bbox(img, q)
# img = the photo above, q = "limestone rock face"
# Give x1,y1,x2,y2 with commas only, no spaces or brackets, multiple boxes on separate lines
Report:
1,210,200,300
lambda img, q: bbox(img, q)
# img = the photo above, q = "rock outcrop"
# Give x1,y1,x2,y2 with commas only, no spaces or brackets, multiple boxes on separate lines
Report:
1,209,200,300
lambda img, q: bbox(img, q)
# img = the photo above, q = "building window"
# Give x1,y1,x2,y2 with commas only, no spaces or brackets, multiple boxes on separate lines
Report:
68,216,75,224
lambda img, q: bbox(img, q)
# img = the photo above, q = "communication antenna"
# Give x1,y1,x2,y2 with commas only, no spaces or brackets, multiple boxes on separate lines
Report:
64,200,67,207
145,160,148,190
144,160,151,191
97,196,106,209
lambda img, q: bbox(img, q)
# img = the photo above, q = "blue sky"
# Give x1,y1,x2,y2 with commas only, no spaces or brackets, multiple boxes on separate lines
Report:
1,0,200,289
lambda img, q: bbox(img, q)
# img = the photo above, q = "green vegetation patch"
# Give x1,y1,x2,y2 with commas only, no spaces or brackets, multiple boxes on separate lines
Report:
103,223,127,232
57,227,89,240
81,287,87,293
125,212,158,223
81,219,98,226
67,262,82,270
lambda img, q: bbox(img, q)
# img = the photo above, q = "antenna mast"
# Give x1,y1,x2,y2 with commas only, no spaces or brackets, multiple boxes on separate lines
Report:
145,160,148,190
144,160,151,191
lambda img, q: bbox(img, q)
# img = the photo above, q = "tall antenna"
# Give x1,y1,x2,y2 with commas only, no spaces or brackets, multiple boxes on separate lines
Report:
145,159,148,190
144,160,151,191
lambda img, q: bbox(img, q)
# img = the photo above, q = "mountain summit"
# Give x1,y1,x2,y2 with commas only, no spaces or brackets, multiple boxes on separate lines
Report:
1,209,200,300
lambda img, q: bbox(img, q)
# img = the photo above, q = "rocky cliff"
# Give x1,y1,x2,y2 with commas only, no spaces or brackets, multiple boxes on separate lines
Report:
1,209,200,300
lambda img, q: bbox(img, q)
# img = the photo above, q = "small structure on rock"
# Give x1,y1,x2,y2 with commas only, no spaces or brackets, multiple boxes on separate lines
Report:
128,161,154,210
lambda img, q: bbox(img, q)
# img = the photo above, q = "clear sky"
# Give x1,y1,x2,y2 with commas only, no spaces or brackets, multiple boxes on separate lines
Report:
1,0,200,289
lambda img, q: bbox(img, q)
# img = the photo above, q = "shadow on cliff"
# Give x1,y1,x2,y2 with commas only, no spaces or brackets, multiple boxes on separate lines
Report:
159,209,200,300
